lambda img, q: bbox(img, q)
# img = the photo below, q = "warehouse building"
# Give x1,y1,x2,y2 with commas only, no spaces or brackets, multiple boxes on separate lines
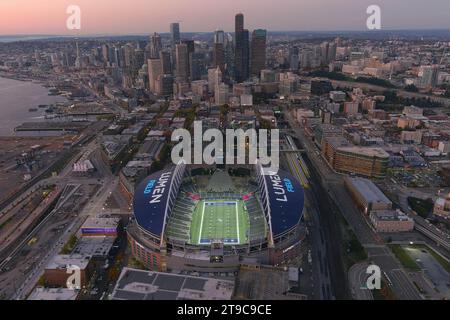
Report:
344,177,392,214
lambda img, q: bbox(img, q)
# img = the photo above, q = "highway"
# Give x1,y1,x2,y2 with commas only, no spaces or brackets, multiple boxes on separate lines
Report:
348,262,374,300
301,76,450,107
282,136,348,299
282,145,332,299
284,107,423,300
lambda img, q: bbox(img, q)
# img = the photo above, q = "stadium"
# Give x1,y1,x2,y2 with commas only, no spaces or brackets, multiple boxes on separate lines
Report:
127,162,305,273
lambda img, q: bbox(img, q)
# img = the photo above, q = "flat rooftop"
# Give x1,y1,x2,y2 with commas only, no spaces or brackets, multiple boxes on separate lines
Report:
111,268,234,300
28,287,78,300
72,237,115,257
338,146,390,158
346,177,392,206
81,217,120,230
46,254,91,270
371,210,413,222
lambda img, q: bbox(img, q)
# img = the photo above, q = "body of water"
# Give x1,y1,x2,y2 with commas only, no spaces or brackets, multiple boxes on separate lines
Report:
0,77,67,136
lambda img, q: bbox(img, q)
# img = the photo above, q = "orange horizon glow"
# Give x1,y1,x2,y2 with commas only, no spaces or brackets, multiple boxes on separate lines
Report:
1,0,449,35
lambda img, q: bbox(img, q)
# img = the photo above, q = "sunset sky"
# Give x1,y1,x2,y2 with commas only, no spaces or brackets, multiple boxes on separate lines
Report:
0,0,449,35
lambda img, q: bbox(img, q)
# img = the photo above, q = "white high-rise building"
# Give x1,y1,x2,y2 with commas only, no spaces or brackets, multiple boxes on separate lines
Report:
208,67,222,93
215,82,229,105
148,59,163,93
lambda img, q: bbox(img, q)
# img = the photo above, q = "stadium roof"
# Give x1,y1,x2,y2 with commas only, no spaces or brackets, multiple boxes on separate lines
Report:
260,169,305,235
133,166,183,237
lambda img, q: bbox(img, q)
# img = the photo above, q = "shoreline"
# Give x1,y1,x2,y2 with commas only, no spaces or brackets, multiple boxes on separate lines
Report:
0,77,66,137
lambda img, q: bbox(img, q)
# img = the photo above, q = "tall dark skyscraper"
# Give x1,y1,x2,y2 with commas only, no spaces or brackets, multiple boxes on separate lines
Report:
175,43,189,81
182,39,195,80
213,43,225,72
251,29,267,77
160,50,172,74
234,13,249,82
170,23,180,47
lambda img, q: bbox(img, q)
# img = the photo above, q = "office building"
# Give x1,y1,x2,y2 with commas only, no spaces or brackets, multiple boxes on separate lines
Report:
208,67,222,93
234,13,250,82
369,210,414,233
213,42,225,72
148,58,163,93
214,30,225,44
251,29,267,77
215,82,229,105
170,23,180,47
150,33,162,59
322,136,389,178
175,43,189,81
160,50,172,74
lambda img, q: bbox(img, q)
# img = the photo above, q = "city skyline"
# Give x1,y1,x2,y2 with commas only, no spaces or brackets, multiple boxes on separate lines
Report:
0,0,450,304
1,0,450,35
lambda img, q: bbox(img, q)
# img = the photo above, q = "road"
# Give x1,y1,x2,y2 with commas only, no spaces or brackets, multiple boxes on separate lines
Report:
378,182,450,253
0,132,117,299
301,76,450,107
348,262,373,300
282,150,329,299
285,107,423,300
13,177,118,300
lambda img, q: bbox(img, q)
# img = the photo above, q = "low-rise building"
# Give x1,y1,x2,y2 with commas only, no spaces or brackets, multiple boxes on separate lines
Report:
369,210,414,232
322,137,389,178
434,193,450,219
80,217,120,237
28,287,79,300
344,177,392,214
44,254,94,289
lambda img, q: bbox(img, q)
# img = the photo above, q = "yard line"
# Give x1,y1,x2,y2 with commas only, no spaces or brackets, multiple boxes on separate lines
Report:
198,201,206,244
235,202,240,244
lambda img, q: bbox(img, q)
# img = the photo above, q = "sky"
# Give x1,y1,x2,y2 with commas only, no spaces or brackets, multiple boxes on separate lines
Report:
0,0,449,35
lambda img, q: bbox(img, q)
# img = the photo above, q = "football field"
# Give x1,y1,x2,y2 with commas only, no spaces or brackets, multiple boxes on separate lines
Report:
190,200,249,245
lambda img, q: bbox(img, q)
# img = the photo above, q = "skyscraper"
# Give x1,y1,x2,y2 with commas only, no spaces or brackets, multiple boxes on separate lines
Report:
150,33,162,59
215,82,229,105
214,30,225,44
234,13,250,82
160,50,172,74
208,67,222,93
213,43,225,72
170,23,180,47
182,39,195,80
289,47,299,71
175,43,189,81
190,52,206,81
328,42,337,63
148,58,163,93
321,42,330,65
251,29,267,77
102,44,110,64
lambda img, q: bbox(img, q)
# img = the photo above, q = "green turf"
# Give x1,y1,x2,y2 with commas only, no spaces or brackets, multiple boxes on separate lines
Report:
388,245,421,271
189,200,249,245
